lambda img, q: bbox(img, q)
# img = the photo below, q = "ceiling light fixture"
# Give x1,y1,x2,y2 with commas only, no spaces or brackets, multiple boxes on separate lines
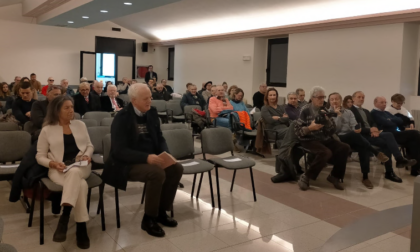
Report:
124,2,132,5
82,16,89,19
67,21,74,23
100,10,108,13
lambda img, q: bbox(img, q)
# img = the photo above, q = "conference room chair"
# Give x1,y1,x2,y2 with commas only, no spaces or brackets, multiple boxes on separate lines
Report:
37,94,46,101
74,112,81,119
87,126,111,169
160,123,188,131
166,102,185,123
28,172,105,245
151,100,168,123
201,127,257,210
80,118,98,127
118,94,130,106
0,122,19,131
101,117,114,126
230,112,261,157
183,105,202,137
23,121,35,134
84,111,112,124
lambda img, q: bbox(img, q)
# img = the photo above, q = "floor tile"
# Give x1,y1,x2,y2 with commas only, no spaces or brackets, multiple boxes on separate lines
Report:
168,230,229,252
122,239,182,252
208,222,263,246
232,237,293,252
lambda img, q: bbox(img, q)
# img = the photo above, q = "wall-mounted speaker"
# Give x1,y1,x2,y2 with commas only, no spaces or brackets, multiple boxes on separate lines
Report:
141,43,148,52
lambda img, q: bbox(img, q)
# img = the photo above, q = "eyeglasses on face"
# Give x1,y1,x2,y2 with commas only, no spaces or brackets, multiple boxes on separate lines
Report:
48,79,54,81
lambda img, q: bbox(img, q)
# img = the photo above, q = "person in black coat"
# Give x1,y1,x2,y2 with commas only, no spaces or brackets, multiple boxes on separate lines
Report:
73,82,101,116
101,84,183,238
161,79,173,94
145,65,158,84
152,83,171,101
12,82,36,125
180,84,206,111
100,85,124,112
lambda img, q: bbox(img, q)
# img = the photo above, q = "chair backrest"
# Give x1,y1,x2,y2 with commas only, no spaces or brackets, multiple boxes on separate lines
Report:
101,117,114,126
37,94,46,101
74,112,81,119
253,112,261,123
166,102,183,116
184,105,202,121
87,126,111,154
160,123,188,131
151,100,166,112
23,121,35,133
80,119,98,127
0,122,19,131
201,127,234,155
162,129,194,159
103,134,111,162
0,131,31,163
119,94,130,105
84,111,112,124
278,96,286,105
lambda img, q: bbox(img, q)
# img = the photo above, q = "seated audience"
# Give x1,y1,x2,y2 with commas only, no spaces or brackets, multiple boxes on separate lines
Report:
0,82,14,110
342,95,353,109
61,79,74,97
230,88,249,113
36,95,93,249
103,81,113,93
261,88,290,141
13,77,38,100
371,96,420,176
328,92,389,188
30,73,42,93
152,83,172,101
147,79,156,92
73,82,101,116
207,86,217,104
41,77,56,95
209,85,234,120
227,85,238,101
31,85,63,138
385,93,415,129
253,83,267,110
161,79,173,94
91,81,104,97
295,86,351,191
198,82,206,95
181,84,206,110
296,88,308,109
222,82,229,96
12,81,36,125
201,82,213,102
117,77,130,94
9,76,21,93
101,85,124,112
284,92,300,120
350,91,414,181
185,83,193,94
102,84,183,238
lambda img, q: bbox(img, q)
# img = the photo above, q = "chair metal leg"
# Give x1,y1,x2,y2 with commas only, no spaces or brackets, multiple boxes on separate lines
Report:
40,183,44,245
208,171,215,208
87,188,92,213
114,187,120,229
196,173,204,198
96,199,101,215
215,167,222,210
141,183,147,205
230,170,237,192
249,167,257,202
191,174,197,198
99,184,106,231
28,186,37,227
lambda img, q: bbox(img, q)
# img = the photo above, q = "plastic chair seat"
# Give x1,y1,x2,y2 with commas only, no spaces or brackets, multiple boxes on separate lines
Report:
92,154,104,164
208,156,256,170
40,173,103,192
0,164,18,175
179,159,214,174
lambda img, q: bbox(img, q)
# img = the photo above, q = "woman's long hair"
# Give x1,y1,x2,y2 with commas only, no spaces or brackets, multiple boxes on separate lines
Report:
0,82,11,98
264,88,278,105
227,85,238,99
43,96,74,127
232,88,244,102
342,95,353,109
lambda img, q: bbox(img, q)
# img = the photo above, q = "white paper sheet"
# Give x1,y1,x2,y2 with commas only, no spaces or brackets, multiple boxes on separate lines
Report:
224,158,241,162
181,161,199,167
63,160,88,173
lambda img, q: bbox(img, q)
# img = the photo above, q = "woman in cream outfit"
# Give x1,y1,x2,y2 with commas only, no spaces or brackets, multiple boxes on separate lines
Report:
36,95,93,249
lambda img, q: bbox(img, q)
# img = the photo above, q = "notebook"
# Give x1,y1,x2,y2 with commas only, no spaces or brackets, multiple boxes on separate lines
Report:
63,160,89,173
158,152,177,169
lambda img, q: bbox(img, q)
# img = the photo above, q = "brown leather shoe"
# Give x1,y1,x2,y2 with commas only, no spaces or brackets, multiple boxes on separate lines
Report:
362,179,374,189
376,152,389,163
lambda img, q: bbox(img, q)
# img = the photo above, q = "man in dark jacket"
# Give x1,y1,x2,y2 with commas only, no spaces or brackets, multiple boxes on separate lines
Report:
145,65,158,84
100,85,124,112
180,84,205,111
371,96,420,176
73,82,101,116
152,83,171,101
101,84,183,238
12,82,36,125
31,85,63,139
350,91,415,182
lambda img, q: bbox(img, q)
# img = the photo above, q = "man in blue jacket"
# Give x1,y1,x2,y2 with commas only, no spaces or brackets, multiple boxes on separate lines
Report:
371,96,420,176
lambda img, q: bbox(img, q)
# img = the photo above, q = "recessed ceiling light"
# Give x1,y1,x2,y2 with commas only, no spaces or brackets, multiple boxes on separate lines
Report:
100,10,108,13
82,16,89,19
68,21,74,23
124,2,132,5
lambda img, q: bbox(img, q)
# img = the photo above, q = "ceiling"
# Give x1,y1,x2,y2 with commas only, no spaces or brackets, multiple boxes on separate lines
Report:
0,0,21,7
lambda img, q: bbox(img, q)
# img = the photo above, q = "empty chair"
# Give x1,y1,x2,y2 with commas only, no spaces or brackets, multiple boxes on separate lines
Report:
87,126,111,167
118,94,130,106
166,102,185,123
0,122,19,131
252,111,261,123
74,112,81,119
201,127,257,209
84,111,112,124
152,100,168,123
160,123,188,131
101,117,114,126
162,129,215,206
23,121,35,134
0,131,31,181
80,119,98,127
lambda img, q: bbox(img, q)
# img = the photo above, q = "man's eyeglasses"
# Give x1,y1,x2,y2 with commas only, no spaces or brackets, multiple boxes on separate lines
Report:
48,79,54,82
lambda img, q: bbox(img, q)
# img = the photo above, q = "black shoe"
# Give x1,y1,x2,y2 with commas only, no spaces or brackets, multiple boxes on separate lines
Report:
411,169,419,177
53,215,69,242
385,172,403,183
141,216,165,237
157,213,178,227
396,158,417,168
327,175,344,190
76,222,90,249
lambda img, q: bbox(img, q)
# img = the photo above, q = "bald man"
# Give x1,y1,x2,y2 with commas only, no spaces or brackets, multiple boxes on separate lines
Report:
371,96,420,176
102,84,183,238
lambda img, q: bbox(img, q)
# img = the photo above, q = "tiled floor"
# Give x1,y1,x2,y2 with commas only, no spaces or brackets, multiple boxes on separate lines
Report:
0,140,414,252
